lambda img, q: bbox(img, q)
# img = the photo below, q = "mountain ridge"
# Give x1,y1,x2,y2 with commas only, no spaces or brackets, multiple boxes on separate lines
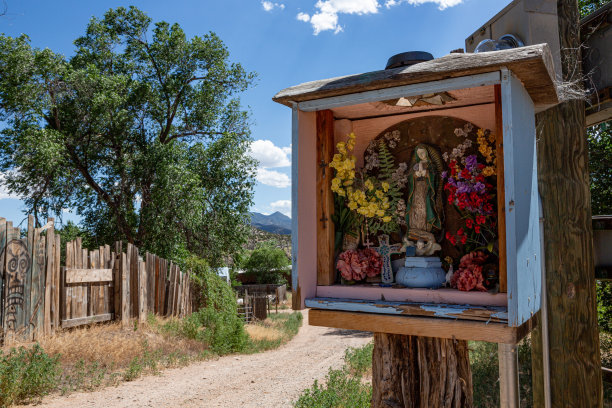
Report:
250,211,291,235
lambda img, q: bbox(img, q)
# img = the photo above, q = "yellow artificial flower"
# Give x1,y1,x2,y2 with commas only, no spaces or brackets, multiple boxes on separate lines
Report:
365,179,374,191
375,190,384,199
381,182,389,192
382,216,392,223
483,166,496,177
376,210,385,217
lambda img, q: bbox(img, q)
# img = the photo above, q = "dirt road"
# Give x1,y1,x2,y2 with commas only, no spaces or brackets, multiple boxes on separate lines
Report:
33,310,372,408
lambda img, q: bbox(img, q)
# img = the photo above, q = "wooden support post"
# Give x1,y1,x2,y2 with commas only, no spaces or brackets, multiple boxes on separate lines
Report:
316,109,336,286
498,343,519,408
372,333,473,408
531,1,603,407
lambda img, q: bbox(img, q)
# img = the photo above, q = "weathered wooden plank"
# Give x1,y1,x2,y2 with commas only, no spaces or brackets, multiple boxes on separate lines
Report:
88,249,97,316
82,247,89,318
153,255,160,313
65,240,73,319
24,215,34,338
309,309,535,344
65,269,113,284
53,234,60,330
139,260,147,323
0,218,6,333
304,297,508,323
299,72,500,112
166,263,174,317
121,252,129,327
43,219,55,335
3,221,24,342
104,245,112,314
61,313,113,328
160,259,167,315
501,70,542,327
273,44,557,109
30,227,44,338
113,241,122,319
494,84,507,293
129,244,139,318
316,110,336,286
72,239,81,318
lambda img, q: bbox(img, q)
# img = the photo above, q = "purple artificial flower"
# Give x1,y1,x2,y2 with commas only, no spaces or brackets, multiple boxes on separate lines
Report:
474,182,486,193
441,170,448,179
465,155,478,172
457,181,472,194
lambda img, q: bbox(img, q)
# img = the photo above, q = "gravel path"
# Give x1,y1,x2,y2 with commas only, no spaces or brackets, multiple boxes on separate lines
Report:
30,310,372,408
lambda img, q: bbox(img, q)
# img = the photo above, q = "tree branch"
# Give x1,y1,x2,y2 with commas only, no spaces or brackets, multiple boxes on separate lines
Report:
65,143,134,242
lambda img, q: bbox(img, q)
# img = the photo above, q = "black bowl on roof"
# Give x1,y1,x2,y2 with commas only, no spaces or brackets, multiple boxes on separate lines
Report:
385,51,434,70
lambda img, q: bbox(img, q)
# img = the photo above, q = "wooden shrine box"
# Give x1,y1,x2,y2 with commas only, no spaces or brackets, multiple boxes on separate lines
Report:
273,44,558,344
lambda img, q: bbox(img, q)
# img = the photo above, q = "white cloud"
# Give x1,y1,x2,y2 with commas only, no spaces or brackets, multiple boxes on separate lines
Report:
256,168,291,188
270,199,291,216
385,0,463,10
296,12,310,22
297,0,463,34
0,173,20,200
262,1,285,11
297,0,380,34
250,139,291,168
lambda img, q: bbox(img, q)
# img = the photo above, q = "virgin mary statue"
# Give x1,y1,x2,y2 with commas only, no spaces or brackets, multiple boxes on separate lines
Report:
405,144,444,249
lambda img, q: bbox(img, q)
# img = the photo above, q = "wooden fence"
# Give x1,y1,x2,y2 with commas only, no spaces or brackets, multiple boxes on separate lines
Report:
0,216,193,345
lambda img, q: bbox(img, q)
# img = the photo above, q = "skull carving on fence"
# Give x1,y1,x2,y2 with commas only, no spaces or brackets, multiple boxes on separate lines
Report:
4,240,30,332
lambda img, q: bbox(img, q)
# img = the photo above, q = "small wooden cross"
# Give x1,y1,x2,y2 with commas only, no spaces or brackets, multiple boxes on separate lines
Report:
373,234,404,284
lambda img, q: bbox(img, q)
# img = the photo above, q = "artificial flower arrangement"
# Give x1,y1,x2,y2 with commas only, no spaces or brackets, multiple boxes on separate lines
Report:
330,132,405,237
336,248,383,282
443,124,499,291
329,132,406,282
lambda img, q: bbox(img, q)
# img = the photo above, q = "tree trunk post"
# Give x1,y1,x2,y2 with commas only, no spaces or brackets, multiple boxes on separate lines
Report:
372,333,473,408
531,1,603,407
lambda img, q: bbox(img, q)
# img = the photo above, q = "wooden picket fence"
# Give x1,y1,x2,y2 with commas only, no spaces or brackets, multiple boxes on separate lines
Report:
0,216,193,345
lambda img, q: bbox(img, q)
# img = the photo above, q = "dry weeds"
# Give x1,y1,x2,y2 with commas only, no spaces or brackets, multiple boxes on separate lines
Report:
245,324,283,342
37,319,206,370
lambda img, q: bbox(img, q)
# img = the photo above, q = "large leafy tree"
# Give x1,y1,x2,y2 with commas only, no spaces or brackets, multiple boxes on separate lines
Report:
0,6,257,265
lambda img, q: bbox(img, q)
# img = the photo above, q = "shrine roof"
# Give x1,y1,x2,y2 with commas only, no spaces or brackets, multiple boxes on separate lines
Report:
273,44,558,110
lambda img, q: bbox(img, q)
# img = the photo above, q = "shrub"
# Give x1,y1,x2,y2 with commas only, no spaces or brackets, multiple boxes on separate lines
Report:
243,242,290,285
0,344,60,406
185,256,249,354
294,342,372,408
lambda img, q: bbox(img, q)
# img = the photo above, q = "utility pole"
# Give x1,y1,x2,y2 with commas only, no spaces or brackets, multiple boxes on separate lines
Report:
531,0,603,406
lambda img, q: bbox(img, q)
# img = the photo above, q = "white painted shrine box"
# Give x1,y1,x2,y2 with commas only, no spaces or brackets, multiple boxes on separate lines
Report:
273,44,558,344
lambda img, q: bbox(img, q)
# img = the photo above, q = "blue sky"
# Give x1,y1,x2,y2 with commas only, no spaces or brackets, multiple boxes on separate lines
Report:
0,0,511,226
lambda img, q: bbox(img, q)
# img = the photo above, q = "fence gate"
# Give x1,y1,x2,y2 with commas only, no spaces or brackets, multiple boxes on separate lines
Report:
62,239,115,328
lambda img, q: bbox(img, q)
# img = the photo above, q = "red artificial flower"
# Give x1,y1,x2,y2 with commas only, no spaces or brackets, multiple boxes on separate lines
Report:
465,219,473,229
458,201,466,210
474,225,481,234
449,235,457,246
476,175,485,183
457,228,464,236
445,231,452,240
460,169,471,179
451,251,488,292
476,215,486,225
483,203,493,213
460,235,467,244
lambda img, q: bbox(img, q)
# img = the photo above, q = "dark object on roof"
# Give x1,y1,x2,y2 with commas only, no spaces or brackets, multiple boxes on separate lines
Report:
385,51,434,70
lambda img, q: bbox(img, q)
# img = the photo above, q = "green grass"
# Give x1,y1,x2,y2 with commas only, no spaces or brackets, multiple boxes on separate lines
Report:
246,311,303,353
293,342,373,408
0,344,60,407
295,335,612,408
